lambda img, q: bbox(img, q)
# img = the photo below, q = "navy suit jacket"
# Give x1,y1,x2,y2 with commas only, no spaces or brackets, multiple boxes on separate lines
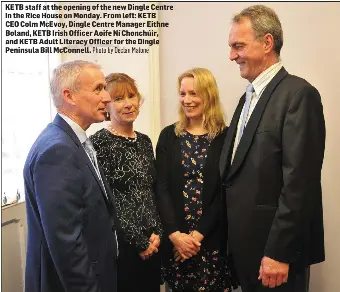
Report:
24,114,118,292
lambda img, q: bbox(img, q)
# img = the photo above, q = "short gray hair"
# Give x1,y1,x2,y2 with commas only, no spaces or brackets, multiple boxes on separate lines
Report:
233,5,283,55
50,60,100,108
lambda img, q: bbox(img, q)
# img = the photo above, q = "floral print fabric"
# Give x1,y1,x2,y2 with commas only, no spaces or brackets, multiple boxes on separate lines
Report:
163,131,231,292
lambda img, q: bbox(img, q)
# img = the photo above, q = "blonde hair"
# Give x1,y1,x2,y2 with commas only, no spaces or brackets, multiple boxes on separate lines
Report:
175,68,226,140
104,73,143,121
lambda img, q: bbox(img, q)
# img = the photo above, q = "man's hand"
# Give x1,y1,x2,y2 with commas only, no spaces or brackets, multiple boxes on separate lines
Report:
169,231,201,261
258,256,289,288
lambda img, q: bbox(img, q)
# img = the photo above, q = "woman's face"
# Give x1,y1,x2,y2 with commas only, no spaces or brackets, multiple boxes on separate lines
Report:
107,89,140,125
179,77,204,121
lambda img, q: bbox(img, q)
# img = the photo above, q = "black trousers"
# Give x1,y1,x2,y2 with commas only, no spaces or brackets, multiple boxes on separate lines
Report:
237,266,310,292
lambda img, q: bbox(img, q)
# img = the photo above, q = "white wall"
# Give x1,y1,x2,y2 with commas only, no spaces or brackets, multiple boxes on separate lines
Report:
3,2,340,292
60,2,161,147
159,2,340,291
1,203,27,292
61,48,151,134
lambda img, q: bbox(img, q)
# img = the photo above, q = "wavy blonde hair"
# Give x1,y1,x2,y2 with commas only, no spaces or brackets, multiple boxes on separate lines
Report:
175,68,226,140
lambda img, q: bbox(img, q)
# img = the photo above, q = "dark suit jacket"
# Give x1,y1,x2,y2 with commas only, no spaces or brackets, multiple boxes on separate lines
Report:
219,67,326,274
24,114,118,292
155,124,228,253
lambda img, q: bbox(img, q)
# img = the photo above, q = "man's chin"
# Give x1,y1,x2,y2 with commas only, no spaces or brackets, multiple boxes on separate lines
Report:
240,71,248,79
94,115,105,123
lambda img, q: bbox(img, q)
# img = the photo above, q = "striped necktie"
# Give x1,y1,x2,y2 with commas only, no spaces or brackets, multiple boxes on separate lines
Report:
237,83,254,146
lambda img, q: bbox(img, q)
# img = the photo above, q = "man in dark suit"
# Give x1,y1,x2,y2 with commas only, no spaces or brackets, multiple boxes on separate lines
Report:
24,60,118,292
220,5,325,292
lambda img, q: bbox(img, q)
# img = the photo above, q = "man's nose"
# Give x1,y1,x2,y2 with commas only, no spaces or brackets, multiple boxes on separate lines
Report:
229,49,238,61
102,90,111,103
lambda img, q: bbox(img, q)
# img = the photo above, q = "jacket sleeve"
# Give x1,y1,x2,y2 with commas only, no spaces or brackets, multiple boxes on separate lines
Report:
196,131,226,238
114,198,152,252
145,137,164,240
155,127,179,236
264,85,326,263
196,182,222,238
33,144,100,292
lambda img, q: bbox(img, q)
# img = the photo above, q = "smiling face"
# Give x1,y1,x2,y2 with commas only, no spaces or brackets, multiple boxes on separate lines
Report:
229,17,268,82
179,77,204,121
107,82,140,126
71,67,111,129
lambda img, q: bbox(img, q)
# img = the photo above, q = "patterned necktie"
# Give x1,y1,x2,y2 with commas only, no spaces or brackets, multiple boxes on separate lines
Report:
237,83,254,146
83,138,119,255
83,138,100,173
83,138,107,199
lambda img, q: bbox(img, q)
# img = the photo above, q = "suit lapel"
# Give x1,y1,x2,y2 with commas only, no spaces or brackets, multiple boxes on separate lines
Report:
78,148,112,205
52,114,112,206
227,68,288,180
99,165,116,210
219,98,245,180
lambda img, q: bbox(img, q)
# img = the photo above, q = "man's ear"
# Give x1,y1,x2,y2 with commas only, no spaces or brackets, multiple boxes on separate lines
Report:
62,88,76,105
263,33,274,54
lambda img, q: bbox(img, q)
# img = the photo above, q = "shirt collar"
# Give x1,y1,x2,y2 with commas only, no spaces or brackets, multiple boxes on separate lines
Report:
58,113,87,144
252,61,283,97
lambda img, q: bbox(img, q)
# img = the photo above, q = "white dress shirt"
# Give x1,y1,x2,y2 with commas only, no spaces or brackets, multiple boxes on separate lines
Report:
59,113,87,144
58,113,103,179
231,62,283,163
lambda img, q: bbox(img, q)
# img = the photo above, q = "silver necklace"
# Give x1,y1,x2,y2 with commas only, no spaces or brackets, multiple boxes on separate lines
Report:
107,124,137,142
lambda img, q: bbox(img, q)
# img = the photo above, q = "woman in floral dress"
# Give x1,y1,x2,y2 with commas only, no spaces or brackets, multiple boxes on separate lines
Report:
156,68,234,292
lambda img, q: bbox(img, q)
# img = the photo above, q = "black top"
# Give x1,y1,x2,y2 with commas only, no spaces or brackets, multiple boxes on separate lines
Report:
155,124,228,252
90,129,163,252
160,130,232,292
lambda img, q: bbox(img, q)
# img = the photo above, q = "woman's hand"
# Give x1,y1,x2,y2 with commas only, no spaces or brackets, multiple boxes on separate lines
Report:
190,230,204,242
172,230,204,262
173,247,183,262
139,242,158,260
149,233,160,249
139,233,161,260
169,231,201,261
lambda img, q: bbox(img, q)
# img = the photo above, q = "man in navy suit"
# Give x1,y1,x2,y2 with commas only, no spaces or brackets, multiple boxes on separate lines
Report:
24,60,118,292
220,5,325,292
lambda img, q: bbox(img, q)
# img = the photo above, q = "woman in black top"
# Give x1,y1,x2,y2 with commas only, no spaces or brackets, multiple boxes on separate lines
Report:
90,73,162,292
156,68,233,292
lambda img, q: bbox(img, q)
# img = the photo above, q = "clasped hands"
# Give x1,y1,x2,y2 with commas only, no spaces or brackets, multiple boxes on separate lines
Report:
169,231,203,262
258,256,289,288
139,233,160,260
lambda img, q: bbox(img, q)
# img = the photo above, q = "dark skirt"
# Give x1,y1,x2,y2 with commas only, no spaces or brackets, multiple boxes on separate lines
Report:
117,236,161,292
